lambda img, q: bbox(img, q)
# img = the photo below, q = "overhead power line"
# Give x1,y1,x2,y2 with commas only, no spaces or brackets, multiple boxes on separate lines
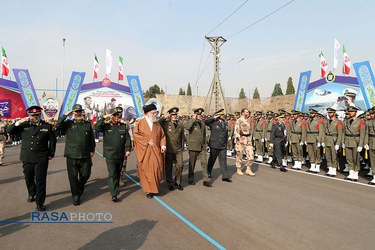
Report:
227,0,296,39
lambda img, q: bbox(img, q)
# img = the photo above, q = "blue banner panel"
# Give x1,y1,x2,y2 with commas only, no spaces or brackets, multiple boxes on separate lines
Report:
294,71,311,111
12,69,40,110
353,61,375,109
59,72,86,118
126,75,145,117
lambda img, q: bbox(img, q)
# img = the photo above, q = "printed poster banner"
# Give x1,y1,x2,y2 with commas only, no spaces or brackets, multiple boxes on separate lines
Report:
12,68,41,112
293,70,311,111
126,75,145,117
40,95,61,120
353,61,375,109
59,71,86,118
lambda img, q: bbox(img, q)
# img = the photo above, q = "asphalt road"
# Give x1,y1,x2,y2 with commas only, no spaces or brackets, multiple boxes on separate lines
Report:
0,140,374,250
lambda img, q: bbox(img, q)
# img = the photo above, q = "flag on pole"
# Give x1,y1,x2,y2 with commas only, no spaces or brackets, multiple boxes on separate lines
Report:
333,39,341,71
319,50,328,78
2,47,9,77
93,53,100,79
342,44,351,75
118,56,124,81
106,49,112,75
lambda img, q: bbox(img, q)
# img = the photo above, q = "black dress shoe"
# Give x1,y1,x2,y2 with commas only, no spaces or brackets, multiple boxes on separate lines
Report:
27,196,35,203
203,181,212,187
188,181,195,185
36,204,46,211
344,176,352,181
175,184,184,190
111,196,118,202
280,167,288,172
73,199,81,206
222,178,232,182
146,193,154,199
168,185,175,191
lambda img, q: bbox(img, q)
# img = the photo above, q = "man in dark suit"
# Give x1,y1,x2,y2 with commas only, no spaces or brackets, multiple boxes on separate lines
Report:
7,106,56,211
270,114,288,172
205,109,232,182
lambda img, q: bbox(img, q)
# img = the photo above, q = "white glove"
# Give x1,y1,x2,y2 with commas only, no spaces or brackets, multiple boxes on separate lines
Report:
322,143,325,147
304,141,307,145
228,137,231,140
357,146,363,152
342,144,345,149
285,141,288,147
317,143,321,147
299,142,304,146
364,144,369,150
335,145,339,151
261,139,264,142
265,138,267,142
269,143,274,148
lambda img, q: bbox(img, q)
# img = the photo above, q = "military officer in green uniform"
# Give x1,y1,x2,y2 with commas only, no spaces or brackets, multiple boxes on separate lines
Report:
227,114,235,156
159,107,185,191
365,109,375,184
324,108,343,177
254,111,266,162
265,111,275,164
343,106,365,181
306,108,324,173
96,108,132,201
56,104,95,205
7,106,56,211
290,111,306,170
186,108,212,187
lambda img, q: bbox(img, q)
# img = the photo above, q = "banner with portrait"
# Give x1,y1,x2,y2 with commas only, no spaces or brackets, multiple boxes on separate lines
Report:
40,95,61,120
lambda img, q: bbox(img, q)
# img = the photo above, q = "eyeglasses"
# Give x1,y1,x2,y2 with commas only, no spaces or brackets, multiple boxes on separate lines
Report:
112,113,120,116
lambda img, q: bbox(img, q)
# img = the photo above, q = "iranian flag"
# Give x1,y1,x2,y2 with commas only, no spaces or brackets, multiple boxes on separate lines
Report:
118,56,124,81
2,47,9,77
319,50,328,78
342,44,351,75
93,53,100,79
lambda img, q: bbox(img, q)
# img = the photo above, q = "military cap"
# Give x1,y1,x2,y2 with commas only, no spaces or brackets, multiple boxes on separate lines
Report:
72,104,83,112
327,107,336,113
358,113,365,119
277,113,285,118
291,110,299,115
347,106,359,112
266,111,274,115
193,108,204,114
214,109,225,116
235,111,240,116
366,111,371,116
143,104,157,113
370,109,375,114
344,89,356,97
27,105,43,115
108,108,120,115
309,108,318,114
303,113,309,117
168,107,179,115
285,112,291,116
255,111,263,115
278,109,286,114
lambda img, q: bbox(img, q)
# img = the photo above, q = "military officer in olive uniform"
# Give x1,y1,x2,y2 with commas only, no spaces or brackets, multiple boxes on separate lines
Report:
96,108,132,201
227,114,236,156
290,111,307,170
117,106,134,178
0,111,9,166
234,108,255,176
186,108,212,187
343,106,366,181
306,108,324,173
159,107,185,190
254,111,266,162
205,109,232,182
56,104,95,205
269,114,288,172
324,108,343,177
365,109,375,185
265,111,276,164
7,106,56,211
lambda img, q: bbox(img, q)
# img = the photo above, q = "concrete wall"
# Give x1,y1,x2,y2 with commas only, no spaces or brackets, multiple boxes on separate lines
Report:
154,94,297,115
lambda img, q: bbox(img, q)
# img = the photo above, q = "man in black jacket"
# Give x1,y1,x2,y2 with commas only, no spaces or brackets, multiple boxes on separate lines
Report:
270,114,288,172
205,109,232,182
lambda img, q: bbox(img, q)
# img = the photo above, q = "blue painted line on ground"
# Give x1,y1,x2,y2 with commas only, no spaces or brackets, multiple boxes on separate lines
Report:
95,150,226,250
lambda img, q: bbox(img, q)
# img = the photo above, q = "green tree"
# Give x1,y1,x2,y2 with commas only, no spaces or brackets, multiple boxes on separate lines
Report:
239,88,246,99
187,83,192,96
144,84,162,98
271,83,284,97
179,87,186,95
253,88,260,99
285,77,295,95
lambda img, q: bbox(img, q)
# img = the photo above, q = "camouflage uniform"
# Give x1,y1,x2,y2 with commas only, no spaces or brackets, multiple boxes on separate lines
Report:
234,117,255,176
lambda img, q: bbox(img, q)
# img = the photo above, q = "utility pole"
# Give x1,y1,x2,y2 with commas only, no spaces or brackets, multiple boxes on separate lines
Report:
203,36,229,114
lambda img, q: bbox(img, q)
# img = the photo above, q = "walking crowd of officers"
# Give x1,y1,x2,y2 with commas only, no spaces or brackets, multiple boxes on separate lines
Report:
1,102,375,211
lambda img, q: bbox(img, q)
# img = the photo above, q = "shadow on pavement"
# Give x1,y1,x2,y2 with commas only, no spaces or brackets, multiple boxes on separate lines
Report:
78,219,157,250
0,169,66,185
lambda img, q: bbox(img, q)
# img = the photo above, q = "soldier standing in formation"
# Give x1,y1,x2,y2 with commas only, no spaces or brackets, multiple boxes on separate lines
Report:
306,108,324,173
234,108,255,176
0,111,9,166
365,109,375,185
206,109,232,182
324,108,343,177
290,111,306,170
186,108,212,187
95,108,132,201
56,104,96,206
8,106,56,211
269,114,288,172
254,111,266,162
265,111,275,164
159,107,185,191
227,114,236,156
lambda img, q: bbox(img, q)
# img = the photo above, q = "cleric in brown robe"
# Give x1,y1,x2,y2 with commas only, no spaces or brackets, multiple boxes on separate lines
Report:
134,104,166,198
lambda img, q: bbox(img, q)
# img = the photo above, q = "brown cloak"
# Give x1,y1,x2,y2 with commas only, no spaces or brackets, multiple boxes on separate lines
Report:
134,118,166,194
